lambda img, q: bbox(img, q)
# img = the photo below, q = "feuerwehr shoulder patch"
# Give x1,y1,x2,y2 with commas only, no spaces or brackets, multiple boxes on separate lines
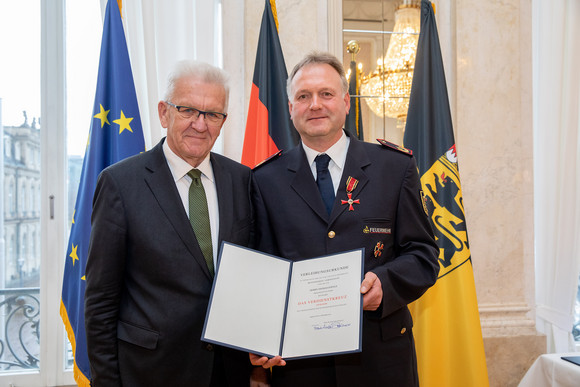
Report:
252,150,283,170
376,139,413,156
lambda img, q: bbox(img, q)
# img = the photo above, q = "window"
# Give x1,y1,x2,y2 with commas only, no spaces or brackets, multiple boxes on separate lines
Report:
0,0,98,385
0,2,43,382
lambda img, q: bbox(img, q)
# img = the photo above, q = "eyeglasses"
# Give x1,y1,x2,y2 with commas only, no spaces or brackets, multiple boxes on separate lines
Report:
165,101,227,124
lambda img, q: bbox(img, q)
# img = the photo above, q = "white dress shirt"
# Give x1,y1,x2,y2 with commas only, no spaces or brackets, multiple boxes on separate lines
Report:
163,140,219,266
302,131,350,195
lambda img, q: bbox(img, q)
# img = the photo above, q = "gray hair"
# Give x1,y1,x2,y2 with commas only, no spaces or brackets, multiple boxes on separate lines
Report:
286,51,349,99
164,60,230,112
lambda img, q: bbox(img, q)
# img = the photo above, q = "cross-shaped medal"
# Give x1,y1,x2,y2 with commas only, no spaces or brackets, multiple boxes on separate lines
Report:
341,193,360,211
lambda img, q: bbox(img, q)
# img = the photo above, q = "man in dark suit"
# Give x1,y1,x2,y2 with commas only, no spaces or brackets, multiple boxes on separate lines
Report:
250,52,440,386
85,60,253,386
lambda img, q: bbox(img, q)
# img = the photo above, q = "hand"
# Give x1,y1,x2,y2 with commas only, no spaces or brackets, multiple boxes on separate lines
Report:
249,353,286,368
360,271,383,311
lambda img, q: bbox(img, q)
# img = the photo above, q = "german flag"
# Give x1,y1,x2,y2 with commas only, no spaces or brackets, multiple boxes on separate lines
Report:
241,0,298,168
404,1,489,386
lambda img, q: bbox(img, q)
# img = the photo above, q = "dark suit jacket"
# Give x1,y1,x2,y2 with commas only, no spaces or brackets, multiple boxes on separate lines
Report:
85,138,253,387
252,132,439,387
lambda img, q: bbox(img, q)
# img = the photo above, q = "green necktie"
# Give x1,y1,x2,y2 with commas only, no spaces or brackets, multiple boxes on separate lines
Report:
187,169,214,276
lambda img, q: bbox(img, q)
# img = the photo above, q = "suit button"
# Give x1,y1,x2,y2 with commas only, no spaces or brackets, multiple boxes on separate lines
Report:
328,231,336,239
206,344,214,351
400,327,407,335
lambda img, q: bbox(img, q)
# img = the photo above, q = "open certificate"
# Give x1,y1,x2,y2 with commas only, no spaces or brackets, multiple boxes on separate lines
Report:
202,242,364,359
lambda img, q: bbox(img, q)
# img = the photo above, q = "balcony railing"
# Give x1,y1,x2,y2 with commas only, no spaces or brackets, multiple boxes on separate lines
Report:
0,287,40,371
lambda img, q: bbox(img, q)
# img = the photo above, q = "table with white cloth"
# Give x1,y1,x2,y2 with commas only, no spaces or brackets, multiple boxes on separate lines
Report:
519,352,580,387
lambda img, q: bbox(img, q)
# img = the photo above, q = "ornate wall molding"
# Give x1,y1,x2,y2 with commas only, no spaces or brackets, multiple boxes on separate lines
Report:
480,303,537,337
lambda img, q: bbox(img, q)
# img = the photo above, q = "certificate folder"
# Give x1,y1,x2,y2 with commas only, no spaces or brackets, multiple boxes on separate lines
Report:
202,242,364,359
561,356,580,367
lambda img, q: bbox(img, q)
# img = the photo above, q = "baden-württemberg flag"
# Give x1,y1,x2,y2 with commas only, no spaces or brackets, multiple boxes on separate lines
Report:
60,1,145,385
404,1,489,386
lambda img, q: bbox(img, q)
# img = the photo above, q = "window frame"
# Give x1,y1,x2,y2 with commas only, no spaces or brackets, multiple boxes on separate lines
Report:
39,0,75,385
0,0,76,385
0,0,75,387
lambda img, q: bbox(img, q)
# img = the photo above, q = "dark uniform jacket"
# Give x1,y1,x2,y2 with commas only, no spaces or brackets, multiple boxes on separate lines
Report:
85,138,253,387
251,132,439,387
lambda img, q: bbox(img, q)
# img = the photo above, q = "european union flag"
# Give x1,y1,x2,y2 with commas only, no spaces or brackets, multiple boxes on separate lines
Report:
60,1,145,385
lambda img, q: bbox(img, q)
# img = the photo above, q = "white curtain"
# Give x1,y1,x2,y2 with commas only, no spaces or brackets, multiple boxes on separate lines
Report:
533,0,580,353
99,0,231,155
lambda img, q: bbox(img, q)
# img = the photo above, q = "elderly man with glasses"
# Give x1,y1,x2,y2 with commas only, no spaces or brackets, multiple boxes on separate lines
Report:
85,60,253,387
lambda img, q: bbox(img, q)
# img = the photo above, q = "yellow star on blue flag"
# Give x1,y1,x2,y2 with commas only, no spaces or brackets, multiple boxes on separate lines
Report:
114,110,134,134
94,104,110,128
69,244,79,266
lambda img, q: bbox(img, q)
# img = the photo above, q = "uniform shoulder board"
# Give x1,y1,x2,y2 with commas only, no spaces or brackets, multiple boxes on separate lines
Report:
252,150,283,170
376,139,413,156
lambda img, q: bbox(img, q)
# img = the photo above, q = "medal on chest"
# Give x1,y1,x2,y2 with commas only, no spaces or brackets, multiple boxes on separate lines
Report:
341,176,361,211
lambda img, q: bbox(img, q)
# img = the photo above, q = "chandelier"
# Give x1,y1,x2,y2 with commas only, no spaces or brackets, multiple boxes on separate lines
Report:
360,1,420,122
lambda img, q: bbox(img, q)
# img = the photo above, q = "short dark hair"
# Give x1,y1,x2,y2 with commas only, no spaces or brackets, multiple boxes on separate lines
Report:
286,51,349,99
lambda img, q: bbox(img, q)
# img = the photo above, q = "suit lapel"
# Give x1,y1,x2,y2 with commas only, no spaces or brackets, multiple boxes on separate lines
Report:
288,146,330,222
329,136,370,225
143,140,212,278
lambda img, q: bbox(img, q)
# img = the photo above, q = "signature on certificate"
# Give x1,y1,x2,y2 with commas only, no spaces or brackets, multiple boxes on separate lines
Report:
313,321,352,330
